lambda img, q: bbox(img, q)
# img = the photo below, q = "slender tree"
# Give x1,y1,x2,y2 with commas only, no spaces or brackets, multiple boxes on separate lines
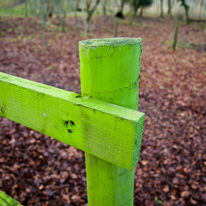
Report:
178,0,190,24
140,0,154,17
62,6,67,32
173,22,179,50
139,5,144,16
114,11,124,37
81,0,88,36
39,0,46,52
130,0,153,23
86,0,101,23
160,0,164,18
33,0,37,16
168,0,171,15
46,0,54,18
69,0,79,28
101,0,108,27
120,0,125,12
204,18,206,39
114,17,119,37
130,0,140,25
24,0,28,17
199,0,204,20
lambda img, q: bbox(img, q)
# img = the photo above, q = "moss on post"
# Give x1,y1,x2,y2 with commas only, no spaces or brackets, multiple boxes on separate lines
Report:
79,38,143,206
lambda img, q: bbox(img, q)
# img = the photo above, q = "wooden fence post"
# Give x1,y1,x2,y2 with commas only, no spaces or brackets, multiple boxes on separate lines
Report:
79,38,142,206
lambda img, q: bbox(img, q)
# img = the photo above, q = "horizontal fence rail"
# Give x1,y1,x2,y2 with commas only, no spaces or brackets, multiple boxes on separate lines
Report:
0,72,145,171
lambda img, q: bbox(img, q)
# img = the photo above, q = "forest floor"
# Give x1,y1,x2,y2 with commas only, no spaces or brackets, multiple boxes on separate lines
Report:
0,15,206,206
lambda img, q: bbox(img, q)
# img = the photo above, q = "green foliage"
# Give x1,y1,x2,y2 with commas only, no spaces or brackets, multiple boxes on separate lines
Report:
154,196,163,205
140,0,154,7
177,0,189,10
0,5,25,17
121,0,130,3
132,0,154,10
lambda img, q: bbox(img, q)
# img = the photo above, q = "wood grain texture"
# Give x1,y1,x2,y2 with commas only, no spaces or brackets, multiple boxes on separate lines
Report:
79,38,143,206
0,72,144,170
0,190,22,206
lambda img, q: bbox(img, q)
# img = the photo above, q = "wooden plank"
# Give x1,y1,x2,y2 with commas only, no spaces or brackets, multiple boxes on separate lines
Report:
0,190,22,206
79,38,143,206
0,72,145,171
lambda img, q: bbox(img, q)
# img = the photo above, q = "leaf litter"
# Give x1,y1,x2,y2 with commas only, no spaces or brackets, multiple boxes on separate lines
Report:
0,16,206,206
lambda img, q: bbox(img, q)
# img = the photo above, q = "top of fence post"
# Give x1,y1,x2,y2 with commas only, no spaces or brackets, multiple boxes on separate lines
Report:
79,37,142,109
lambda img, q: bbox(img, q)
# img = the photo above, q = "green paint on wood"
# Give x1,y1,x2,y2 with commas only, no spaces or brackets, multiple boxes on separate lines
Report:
0,72,144,170
79,38,143,206
0,190,22,206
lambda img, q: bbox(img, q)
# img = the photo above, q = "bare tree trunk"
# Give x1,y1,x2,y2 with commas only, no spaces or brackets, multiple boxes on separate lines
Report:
130,7,136,25
102,0,107,27
62,7,67,32
173,22,179,51
204,18,206,39
168,0,171,15
160,0,164,18
47,0,54,18
69,0,79,28
39,0,46,52
185,8,189,24
130,0,139,25
114,17,119,37
81,0,88,36
120,0,125,12
86,0,100,23
199,0,204,20
24,0,28,18
86,0,101,23
33,0,37,16
139,6,144,17
181,0,190,24
184,5,189,24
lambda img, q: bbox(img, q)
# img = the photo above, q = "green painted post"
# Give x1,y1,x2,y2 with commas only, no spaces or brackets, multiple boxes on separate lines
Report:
0,72,144,169
79,38,142,206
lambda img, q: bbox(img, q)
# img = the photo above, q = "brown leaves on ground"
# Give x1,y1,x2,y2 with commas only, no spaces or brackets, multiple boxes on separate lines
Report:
0,16,206,206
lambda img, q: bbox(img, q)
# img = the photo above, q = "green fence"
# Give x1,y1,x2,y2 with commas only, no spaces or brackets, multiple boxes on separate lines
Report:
0,38,145,206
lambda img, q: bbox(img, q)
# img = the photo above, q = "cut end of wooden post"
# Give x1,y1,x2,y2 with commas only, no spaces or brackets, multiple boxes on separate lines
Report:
79,37,142,47
79,38,143,110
